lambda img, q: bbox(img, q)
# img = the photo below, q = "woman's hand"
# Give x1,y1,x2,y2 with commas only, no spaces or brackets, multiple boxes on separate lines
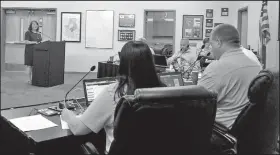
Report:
61,108,74,122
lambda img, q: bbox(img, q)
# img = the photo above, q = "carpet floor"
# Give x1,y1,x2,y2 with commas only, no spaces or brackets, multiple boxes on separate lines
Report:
1,71,97,109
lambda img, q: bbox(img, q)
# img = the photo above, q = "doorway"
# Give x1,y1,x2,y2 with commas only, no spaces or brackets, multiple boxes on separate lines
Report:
144,10,176,55
237,7,248,48
1,8,57,72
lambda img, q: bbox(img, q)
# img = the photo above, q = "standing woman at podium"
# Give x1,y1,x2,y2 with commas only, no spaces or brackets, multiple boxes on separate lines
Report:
24,21,42,84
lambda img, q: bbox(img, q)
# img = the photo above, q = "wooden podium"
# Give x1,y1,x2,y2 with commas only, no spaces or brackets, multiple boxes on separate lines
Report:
32,41,65,87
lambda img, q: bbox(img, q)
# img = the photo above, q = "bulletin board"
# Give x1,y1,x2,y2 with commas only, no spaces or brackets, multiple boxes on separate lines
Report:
182,15,204,40
85,10,114,48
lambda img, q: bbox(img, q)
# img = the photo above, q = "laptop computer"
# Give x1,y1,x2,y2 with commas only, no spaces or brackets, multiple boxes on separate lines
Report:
158,72,184,87
83,77,117,106
153,54,168,68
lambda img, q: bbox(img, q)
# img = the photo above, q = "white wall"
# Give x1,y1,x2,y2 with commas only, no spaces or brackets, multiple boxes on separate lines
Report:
1,1,239,72
235,1,279,69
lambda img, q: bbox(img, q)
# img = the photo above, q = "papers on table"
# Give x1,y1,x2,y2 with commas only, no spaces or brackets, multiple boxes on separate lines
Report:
60,115,69,129
60,115,82,130
9,115,57,132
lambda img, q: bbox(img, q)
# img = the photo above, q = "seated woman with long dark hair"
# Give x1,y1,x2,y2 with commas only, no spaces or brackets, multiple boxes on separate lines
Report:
61,41,165,155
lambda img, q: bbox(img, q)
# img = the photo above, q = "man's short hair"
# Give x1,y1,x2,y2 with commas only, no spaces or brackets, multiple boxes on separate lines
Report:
137,37,148,44
211,24,241,47
203,38,210,44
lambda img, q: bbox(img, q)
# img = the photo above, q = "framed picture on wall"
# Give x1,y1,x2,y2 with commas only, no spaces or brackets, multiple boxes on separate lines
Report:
205,29,212,37
118,30,135,41
206,19,213,27
206,9,213,18
221,8,229,16
119,14,135,28
61,12,81,42
182,15,204,40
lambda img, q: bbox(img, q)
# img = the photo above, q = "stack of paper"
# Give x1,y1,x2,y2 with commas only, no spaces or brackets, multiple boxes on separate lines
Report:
60,115,82,130
9,115,58,132
60,115,69,129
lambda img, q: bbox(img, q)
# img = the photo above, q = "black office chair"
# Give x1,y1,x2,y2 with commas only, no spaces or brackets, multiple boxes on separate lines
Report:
107,85,217,155
162,44,173,58
212,68,279,154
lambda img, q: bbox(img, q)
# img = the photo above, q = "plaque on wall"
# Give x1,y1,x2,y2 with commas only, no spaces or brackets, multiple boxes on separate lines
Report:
119,14,135,28
221,8,229,16
118,30,135,41
206,9,213,18
205,29,212,37
206,19,213,27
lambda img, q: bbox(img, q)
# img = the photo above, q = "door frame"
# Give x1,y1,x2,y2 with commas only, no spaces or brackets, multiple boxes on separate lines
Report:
143,9,176,53
0,7,57,72
1,7,6,73
237,6,248,47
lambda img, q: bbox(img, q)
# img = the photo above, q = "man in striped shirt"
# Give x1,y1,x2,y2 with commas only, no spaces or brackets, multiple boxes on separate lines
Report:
198,24,262,129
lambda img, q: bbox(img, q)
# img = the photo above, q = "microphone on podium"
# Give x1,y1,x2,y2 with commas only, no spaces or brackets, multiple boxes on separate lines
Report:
39,32,53,41
60,66,96,109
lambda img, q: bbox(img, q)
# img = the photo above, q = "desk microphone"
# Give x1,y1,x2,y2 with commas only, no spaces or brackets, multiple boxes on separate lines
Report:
195,45,205,61
60,66,96,109
182,45,205,76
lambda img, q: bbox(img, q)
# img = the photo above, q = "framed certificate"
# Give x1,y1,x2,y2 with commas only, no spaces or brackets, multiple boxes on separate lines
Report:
118,30,135,41
205,29,212,37
206,9,213,18
221,8,229,16
119,14,135,28
206,19,213,27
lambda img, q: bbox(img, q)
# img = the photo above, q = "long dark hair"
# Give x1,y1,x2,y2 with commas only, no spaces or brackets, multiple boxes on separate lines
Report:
28,21,39,32
114,41,162,100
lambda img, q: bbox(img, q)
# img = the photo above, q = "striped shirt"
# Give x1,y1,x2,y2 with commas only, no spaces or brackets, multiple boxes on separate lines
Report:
198,48,261,128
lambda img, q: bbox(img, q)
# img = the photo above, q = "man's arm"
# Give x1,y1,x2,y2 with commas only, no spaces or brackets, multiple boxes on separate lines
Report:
167,51,180,65
197,62,219,93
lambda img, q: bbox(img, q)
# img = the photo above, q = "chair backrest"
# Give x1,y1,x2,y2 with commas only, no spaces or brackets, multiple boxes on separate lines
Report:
162,44,173,57
108,85,217,155
230,68,279,154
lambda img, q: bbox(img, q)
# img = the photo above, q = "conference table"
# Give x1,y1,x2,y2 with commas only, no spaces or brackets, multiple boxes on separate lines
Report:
0,98,105,155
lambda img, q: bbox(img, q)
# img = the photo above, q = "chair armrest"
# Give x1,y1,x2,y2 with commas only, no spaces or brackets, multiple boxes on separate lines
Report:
213,128,237,147
213,122,237,145
212,122,237,154
80,142,100,155
213,122,229,133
